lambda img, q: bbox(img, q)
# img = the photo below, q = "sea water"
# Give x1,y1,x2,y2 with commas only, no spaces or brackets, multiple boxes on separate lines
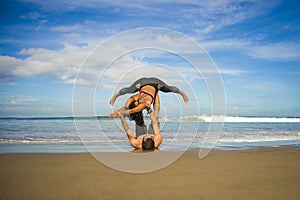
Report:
0,116,299,153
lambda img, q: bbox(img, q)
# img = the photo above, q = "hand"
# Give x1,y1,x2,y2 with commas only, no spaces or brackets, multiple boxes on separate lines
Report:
109,109,119,118
116,110,124,118
144,100,152,107
147,107,152,114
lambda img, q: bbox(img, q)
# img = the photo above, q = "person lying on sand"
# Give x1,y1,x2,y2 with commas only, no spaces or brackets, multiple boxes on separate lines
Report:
117,106,162,150
109,77,188,118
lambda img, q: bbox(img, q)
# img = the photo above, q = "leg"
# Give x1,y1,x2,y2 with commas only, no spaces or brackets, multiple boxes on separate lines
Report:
109,79,143,105
135,124,147,137
154,78,189,102
177,89,189,102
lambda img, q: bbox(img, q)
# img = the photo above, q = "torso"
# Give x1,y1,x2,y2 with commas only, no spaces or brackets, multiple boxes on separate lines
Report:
140,85,156,95
138,85,157,104
131,85,156,106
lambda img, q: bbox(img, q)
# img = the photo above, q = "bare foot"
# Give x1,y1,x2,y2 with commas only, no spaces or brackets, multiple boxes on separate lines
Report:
109,95,117,105
180,91,189,102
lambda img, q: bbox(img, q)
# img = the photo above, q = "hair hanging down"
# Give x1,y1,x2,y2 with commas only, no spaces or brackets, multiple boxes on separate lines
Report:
142,138,155,150
128,102,145,127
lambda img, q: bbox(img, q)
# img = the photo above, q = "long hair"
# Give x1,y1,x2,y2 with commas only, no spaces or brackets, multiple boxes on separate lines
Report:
128,102,145,127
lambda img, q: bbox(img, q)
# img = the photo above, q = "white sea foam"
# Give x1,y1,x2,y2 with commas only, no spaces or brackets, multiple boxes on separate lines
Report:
177,116,300,123
1,117,300,152
0,137,128,144
219,136,300,143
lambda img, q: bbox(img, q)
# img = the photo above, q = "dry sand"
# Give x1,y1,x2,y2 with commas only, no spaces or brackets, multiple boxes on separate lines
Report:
1,147,300,200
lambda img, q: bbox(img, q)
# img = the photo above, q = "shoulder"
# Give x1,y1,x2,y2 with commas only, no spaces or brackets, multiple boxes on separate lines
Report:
154,134,162,148
137,134,146,139
130,137,143,149
131,94,139,100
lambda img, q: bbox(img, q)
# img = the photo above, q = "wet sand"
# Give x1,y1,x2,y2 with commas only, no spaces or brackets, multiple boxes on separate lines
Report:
1,147,300,199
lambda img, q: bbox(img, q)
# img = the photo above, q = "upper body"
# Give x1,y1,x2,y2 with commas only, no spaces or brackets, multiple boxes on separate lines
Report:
119,107,162,150
110,87,160,118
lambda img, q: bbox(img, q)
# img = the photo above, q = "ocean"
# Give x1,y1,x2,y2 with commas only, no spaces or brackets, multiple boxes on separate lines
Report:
0,116,300,153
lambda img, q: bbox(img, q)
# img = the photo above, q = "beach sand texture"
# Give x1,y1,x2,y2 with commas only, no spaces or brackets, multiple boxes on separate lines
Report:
1,147,300,200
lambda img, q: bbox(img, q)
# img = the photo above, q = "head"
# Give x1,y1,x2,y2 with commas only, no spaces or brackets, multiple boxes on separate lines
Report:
142,135,155,150
128,102,145,127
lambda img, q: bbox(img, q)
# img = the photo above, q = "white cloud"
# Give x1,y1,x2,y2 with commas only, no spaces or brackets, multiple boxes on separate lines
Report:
1,30,247,87
20,1,281,33
9,1,285,55
64,33,81,39
0,56,23,75
0,44,90,85
241,80,288,92
50,24,82,32
248,42,300,61
203,39,300,61
20,12,45,20
12,44,87,77
0,92,73,116
0,94,39,109
202,39,250,51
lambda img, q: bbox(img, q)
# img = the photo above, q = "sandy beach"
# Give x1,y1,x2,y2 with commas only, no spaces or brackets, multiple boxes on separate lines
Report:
1,147,300,200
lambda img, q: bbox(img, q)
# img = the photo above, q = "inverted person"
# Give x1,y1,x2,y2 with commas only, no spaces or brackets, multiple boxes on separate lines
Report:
109,77,188,118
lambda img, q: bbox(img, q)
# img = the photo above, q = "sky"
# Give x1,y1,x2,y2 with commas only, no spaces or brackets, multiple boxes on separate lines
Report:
0,0,300,117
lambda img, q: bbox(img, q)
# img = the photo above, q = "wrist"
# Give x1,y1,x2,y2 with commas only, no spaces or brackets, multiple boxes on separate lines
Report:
117,111,123,118
147,107,152,114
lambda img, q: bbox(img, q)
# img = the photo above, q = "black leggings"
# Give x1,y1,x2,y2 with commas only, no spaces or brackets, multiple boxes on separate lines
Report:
118,77,180,95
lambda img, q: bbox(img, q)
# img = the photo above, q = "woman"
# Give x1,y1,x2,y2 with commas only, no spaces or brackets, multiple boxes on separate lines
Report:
109,77,188,118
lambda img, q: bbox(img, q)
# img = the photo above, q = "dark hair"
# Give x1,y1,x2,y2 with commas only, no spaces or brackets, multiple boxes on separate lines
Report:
142,138,155,150
128,102,145,127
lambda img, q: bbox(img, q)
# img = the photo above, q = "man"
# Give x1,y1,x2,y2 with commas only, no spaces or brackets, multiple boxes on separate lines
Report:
117,107,162,150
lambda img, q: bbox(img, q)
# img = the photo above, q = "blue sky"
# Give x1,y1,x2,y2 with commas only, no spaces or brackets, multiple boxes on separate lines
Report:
0,0,300,117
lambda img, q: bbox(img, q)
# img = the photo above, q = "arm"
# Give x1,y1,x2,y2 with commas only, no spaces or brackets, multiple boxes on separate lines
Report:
109,95,151,118
119,101,147,115
153,93,160,119
148,108,162,148
110,104,145,118
124,96,135,108
109,95,140,118
119,114,140,149
116,95,135,112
